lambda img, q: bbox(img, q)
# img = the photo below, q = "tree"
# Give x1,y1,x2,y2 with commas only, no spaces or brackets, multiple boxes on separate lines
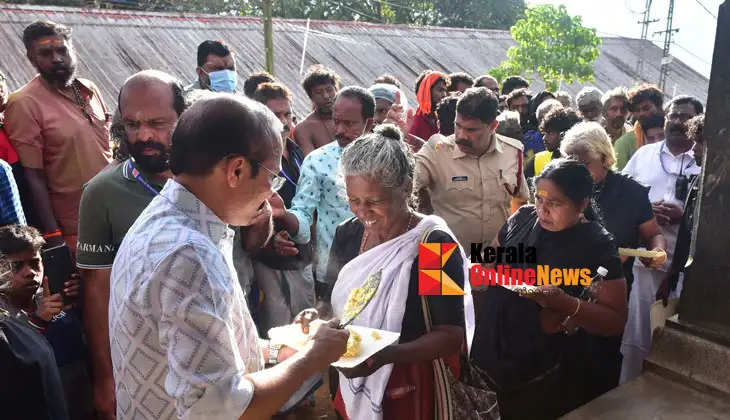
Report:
489,4,601,92
9,0,524,29
434,0,525,30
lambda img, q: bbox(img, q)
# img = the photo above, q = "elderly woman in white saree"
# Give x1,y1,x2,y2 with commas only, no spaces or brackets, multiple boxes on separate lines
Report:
323,124,475,420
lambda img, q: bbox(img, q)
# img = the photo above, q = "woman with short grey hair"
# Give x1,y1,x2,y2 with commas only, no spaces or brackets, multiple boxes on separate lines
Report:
561,121,667,390
324,124,479,419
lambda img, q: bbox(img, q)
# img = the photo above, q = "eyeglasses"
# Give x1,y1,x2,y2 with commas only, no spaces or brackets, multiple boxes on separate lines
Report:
257,163,286,192
10,257,42,273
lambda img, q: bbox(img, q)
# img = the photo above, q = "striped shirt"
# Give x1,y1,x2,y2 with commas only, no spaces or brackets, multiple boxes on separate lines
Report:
0,159,26,226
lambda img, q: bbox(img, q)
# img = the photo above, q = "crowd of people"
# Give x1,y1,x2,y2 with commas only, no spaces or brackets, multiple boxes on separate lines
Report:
0,19,707,420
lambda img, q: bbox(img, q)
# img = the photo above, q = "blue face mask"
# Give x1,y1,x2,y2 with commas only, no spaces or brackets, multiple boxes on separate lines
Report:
206,69,237,93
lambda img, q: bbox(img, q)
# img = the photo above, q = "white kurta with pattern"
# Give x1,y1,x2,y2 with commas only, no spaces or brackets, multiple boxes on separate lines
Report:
109,179,264,419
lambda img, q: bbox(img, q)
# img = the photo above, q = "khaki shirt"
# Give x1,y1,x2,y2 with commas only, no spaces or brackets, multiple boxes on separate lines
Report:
5,76,112,236
415,133,528,253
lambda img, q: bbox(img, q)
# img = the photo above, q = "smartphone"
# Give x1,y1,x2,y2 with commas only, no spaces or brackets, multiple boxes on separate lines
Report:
41,244,74,296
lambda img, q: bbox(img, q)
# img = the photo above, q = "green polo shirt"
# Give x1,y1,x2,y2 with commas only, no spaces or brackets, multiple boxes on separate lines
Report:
76,159,163,269
614,131,637,171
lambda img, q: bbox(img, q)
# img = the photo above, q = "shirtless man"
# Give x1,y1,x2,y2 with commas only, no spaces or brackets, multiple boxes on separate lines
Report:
293,65,340,155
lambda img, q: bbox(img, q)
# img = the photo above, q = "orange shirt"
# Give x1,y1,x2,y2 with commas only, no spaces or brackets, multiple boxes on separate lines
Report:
5,75,112,236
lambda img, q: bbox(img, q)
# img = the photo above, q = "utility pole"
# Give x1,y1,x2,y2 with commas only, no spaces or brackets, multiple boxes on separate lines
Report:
263,0,274,74
636,0,659,81
655,0,679,92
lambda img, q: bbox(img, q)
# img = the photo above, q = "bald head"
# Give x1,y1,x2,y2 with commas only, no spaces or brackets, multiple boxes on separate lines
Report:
119,70,186,116
170,93,282,176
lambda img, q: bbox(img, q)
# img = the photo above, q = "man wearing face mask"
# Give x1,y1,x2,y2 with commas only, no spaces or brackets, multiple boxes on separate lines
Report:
4,20,112,254
185,40,238,93
415,87,528,258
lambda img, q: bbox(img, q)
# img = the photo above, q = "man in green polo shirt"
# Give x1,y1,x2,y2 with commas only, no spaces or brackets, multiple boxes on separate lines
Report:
77,70,185,420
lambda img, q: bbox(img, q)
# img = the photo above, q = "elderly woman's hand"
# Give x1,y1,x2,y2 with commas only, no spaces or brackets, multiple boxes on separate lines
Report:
337,345,394,379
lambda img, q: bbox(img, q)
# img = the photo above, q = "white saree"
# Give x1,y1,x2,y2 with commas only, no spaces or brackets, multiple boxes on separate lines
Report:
331,215,475,420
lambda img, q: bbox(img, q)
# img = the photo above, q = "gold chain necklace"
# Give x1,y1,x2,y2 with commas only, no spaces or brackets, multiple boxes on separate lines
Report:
359,212,415,255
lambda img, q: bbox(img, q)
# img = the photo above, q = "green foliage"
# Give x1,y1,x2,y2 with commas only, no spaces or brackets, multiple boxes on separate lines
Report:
11,0,525,30
435,0,525,30
490,4,601,92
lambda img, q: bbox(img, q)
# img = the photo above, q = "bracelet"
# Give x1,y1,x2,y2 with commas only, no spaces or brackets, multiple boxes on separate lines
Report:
43,230,62,239
560,297,582,334
569,297,582,317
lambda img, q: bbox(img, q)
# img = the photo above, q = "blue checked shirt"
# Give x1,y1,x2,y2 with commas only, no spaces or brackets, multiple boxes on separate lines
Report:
0,159,26,226
289,142,354,283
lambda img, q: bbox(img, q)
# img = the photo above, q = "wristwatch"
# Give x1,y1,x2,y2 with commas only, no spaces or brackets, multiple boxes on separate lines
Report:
268,342,283,366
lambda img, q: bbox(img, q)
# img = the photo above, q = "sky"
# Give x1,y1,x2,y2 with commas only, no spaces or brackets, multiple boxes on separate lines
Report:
528,0,721,79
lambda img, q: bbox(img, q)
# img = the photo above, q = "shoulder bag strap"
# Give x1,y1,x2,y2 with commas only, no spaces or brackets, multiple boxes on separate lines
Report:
419,226,454,420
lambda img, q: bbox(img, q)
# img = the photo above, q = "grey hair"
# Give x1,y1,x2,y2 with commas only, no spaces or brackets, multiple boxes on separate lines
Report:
576,87,603,109
496,110,522,140
601,87,629,110
536,99,563,125
555,91,573,108
560,121,616,170
339,124,414,194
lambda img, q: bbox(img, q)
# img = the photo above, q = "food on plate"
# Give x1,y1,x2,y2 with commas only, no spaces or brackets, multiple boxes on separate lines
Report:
371,330,381,340
618,247,664,258
343,328,362,358
501,284,542,295
343,285,377,321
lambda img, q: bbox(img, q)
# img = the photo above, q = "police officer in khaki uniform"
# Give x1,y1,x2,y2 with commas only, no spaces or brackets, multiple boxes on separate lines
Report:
415,87,528,256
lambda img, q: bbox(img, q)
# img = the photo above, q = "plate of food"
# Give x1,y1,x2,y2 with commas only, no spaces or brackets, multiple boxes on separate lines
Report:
500,283,542,295
268,322,400,369
618,247,665,258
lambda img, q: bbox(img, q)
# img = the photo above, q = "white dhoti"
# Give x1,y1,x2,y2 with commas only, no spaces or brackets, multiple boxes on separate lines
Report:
620,221,682,384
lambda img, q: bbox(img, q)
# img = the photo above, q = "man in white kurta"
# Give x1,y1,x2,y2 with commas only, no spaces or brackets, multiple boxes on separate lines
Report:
620,97,702,383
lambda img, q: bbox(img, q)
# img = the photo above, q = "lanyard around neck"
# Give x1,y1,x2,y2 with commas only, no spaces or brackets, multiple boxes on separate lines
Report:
659,143,693,176
127,159,160,197
279,152,302,188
